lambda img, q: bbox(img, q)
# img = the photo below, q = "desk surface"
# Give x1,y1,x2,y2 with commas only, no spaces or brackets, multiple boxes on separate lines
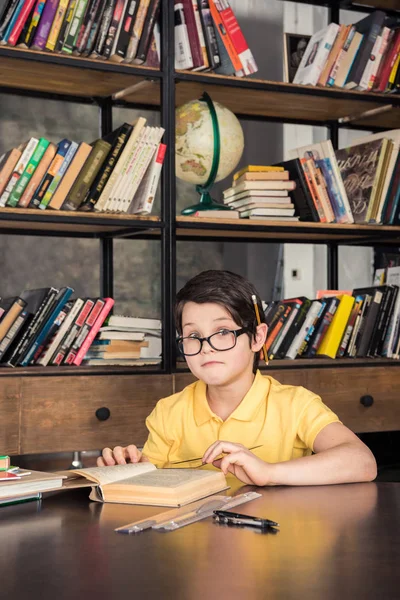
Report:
1,482,400,600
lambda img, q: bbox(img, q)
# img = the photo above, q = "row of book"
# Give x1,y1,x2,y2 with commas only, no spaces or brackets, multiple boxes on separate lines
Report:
0,287,114,367
0,0,161,66
294,11,400,94
210,128,400,225
264,269,400,361
85,313,161,365
0,117,166,213
285,129,400,225
174,0,257,77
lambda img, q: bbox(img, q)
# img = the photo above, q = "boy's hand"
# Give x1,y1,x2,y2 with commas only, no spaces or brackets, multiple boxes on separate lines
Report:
203,441,271,486
97,445,144,466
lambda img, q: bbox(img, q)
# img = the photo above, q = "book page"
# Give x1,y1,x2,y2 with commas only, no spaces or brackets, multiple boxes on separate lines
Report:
59,463,155,485
114,468,221,489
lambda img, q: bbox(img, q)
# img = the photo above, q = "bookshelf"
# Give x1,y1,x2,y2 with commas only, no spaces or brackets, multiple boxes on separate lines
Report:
1,0,400,456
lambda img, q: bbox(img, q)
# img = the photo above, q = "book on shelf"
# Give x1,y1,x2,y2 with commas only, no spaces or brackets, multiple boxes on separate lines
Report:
0,0,167,65
292,10,400,94
58,463,228,506
262,280,400,362
0,118,165,215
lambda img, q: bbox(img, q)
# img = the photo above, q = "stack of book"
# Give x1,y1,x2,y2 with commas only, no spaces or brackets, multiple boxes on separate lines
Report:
84,314,162,366
0,287,114,367
284,129,400,225
264,267,400,361
0,117,166,213
175,1,257,77
0,0,161,66
215,165,299,221
293,11,400,94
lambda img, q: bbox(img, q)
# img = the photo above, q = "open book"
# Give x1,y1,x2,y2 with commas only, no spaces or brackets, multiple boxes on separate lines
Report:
58,463,229,507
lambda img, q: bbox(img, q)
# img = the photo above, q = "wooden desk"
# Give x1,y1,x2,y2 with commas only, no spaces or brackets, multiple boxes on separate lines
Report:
1,483,399,599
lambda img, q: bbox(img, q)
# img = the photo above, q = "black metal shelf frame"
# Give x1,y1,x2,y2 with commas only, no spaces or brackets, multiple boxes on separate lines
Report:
0,0,398,374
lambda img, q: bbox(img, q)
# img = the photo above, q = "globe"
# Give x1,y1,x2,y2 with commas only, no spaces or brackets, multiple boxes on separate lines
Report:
176,98,244,186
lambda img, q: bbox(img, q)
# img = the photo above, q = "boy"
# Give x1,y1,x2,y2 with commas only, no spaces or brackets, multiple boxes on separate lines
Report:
98,270,377,486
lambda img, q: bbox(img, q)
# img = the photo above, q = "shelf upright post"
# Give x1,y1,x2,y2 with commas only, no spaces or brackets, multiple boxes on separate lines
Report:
326,2,341,291
98,97,114,300
160,0,176,374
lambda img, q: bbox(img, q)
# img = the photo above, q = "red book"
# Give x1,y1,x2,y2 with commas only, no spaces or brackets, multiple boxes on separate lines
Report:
64,298,105,365
216,1,257,75
181,0,203,69
376,30,400,92
72,298,114,365
8,0,36,46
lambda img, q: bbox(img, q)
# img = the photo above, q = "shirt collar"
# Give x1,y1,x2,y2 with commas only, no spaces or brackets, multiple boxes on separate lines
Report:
193,370,270,426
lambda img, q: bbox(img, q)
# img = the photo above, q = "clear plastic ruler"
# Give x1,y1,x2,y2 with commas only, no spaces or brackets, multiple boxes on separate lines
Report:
115,491,262,534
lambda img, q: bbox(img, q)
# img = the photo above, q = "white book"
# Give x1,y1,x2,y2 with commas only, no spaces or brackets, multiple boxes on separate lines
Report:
223,190,288,203
37,298,84,366
247,215,299,221
96,118,147,213
383,267,400,358
106,127,151,212
240,207,295,217
174,3,193,70
351,129,400,224
104,127,149,212
223,181,295,198
140,335,162,359
0,137,38,207
293,23,340,86
105,315,161,329
358,34,383,91
98,331,146,341
131,143,167,214
227,197,292,209
285,301,322,359
120,127,165,213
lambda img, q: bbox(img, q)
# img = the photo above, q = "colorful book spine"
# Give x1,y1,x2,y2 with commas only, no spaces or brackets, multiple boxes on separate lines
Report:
29,139,71,208
62,0,88,53
21,287,75,366
133,0,159,64
64,298,105,364
39,141,78,209
37,298,84,365
124,0,149,62
209,0,242,73
198,0,220,70
0,0,24,44
55,0,76,51
51,299,94,365
45,0,70,51
102,0,126,59
0,148,22,196
316,158,348,224
7,0,36,45
0,138,38,208
91,0,115,56
110,0,138,61
214,0,257,75
7,138,50,208
72,298,114,365
0,0,20,40
31,0,60,49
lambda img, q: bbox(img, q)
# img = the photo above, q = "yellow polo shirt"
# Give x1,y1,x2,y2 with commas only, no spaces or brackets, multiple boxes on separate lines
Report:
142,370,341,467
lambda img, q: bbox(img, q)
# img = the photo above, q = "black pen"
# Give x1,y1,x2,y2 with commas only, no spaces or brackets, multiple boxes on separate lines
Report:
213,510,279,528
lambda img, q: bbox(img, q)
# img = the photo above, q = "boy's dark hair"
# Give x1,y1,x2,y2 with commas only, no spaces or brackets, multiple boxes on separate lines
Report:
175,270,266,372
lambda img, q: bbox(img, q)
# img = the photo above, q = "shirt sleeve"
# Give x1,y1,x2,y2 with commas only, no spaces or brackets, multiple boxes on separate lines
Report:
141,400,173,467
296,394,342,452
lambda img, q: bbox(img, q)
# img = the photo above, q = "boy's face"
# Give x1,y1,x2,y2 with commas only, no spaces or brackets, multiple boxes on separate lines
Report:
181,301,264,387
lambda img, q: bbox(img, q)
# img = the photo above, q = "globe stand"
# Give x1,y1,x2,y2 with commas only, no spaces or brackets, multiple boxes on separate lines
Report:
180,92,233,216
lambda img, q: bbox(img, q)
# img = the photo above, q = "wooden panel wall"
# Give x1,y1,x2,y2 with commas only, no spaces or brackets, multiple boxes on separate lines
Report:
1,368,400,456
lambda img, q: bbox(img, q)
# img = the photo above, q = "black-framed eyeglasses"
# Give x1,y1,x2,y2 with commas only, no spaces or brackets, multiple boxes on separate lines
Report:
177,328,249,356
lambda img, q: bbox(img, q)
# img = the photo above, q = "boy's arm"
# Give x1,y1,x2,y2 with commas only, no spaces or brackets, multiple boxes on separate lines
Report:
268,422,377,485
204,424,377,486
